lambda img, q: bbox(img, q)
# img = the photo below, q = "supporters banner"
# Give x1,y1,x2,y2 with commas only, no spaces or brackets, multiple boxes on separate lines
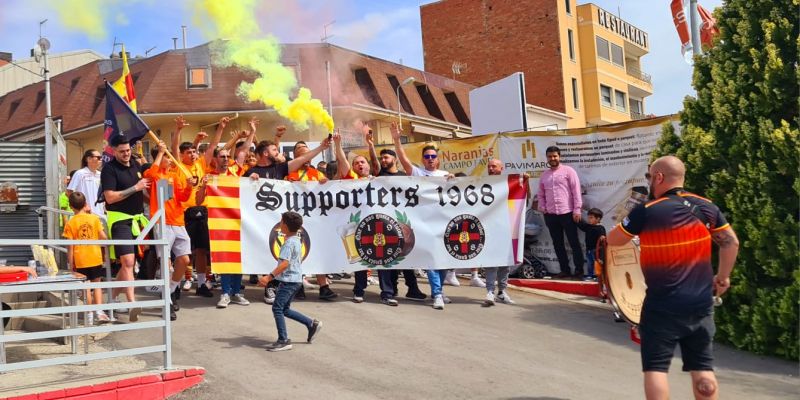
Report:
206,175,528,274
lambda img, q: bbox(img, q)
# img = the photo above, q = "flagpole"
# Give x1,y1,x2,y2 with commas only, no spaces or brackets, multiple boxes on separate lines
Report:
146,130,192,178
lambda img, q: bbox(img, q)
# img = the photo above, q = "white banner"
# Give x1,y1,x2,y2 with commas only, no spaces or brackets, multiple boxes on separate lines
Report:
207,175,528,274
499,117,678,271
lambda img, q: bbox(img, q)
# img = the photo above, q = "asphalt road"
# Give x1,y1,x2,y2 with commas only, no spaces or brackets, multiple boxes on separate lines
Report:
113,278,798,400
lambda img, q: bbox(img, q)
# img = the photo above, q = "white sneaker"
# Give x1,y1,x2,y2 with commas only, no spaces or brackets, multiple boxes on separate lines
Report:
264,287,276,304
444,296,452,304
367,276,379,286
96,310,110,323
182,279,192,291
470,275,486,288
444,271,460,286
231,294,250,306
484,292,495,307
112,299,129,314
432,295,445,310
352,295,364,303
217,293,231,308
497,291,515,304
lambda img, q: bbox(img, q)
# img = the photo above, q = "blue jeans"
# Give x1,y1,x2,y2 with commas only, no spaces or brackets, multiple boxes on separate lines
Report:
272,281,313,341
585,250,596,278
426,269,448,298
220,274,242,296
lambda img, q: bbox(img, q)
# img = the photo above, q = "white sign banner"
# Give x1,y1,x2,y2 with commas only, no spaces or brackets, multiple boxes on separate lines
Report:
207,175,528,275
499,118,678,271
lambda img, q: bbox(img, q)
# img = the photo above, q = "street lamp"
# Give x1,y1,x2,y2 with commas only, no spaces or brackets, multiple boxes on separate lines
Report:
396,77,415,128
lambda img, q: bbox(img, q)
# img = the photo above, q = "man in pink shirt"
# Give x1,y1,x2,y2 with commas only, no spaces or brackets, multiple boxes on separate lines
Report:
537,146,584,279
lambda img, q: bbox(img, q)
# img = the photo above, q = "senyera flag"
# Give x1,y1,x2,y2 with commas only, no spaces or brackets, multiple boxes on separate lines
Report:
111,44,137,112
205,175,528,275
101,81,149,163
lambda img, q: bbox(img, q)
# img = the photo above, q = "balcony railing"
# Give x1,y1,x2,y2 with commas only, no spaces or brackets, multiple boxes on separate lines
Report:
630,111,646,120
626,65,652,85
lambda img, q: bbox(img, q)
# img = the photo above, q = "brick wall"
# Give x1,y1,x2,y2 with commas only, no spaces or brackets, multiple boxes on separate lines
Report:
421,0,566,113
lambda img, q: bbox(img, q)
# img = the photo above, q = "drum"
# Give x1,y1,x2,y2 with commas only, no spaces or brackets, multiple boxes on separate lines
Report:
602,240,646,325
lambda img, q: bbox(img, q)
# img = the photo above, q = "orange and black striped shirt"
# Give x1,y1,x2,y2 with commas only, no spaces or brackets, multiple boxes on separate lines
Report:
618,188,729,313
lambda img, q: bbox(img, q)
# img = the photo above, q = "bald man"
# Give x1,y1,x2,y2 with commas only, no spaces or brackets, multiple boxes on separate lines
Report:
607,156,739,400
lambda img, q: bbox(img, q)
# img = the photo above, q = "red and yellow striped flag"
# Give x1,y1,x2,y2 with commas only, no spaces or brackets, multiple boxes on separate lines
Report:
206,176,242,273
111,45,137,112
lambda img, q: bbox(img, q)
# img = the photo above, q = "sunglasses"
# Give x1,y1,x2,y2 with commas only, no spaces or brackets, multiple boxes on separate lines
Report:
89,155,102,160
423,154,438,160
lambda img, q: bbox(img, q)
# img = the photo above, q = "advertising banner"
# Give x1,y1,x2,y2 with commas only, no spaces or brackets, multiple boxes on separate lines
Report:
206,175,528,274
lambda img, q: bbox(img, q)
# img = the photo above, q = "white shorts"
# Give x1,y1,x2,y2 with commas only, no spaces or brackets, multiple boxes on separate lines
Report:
155,225,192,259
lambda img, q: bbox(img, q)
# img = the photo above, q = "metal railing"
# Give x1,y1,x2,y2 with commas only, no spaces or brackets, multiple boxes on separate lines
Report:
625,65,652,85
0,180,173,373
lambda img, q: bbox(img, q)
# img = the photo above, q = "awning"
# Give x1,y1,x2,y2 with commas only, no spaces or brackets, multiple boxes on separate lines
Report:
411,123,452,138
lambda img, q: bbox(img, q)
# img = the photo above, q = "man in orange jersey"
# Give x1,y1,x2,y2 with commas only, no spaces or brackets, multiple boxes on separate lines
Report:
172,116,217,298
607,156,739,400
144,141,193,321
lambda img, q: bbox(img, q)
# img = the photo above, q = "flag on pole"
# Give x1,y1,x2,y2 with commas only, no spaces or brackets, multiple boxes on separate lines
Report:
111,45,137,112
101,81,149,163
671,0,719,63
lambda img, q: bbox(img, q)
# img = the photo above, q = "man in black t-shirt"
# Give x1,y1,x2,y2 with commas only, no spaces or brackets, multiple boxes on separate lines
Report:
365,129,427,304
100,137,151,322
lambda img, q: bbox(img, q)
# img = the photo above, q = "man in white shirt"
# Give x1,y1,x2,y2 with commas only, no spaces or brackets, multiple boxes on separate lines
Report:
67,149,105,221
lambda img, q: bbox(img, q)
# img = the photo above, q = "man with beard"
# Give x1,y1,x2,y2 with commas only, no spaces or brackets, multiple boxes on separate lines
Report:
286,141,338,301
537,145,584,279
390,121,455,310
607,156,739,400
365,126,427,304
331,132,377,303
249,136,331,304
101,136,149,322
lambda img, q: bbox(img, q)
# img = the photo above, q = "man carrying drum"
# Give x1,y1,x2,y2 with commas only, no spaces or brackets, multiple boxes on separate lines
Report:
607,156,739,400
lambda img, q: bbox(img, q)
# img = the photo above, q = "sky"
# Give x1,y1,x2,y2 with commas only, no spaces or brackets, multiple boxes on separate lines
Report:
0,0,723,117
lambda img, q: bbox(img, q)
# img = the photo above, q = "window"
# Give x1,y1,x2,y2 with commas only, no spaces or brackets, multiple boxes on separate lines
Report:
8,99,21,119
354,68,385,108
611,43,624,67
600,85,612,107
567,29,575,61
565,0,571,14
187,68,211,88
615,90,627,112
415,84,445,120
571,78,579,110
387,75,414,115
630,98,643,114
92,86,104,114
35,90,45,111
596,36,610,61
444,92,471,125
70,77,81,93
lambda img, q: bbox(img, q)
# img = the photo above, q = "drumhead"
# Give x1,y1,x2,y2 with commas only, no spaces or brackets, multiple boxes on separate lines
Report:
602,240,646,325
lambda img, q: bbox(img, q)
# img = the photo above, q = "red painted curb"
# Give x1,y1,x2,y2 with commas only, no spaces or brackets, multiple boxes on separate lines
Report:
509,278,602,297
0,368,205,400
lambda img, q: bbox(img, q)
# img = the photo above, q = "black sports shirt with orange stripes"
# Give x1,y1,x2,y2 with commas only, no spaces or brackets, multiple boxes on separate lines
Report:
618,188,730,314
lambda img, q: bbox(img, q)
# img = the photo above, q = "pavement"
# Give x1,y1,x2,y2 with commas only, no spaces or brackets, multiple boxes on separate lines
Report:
2,276,798,399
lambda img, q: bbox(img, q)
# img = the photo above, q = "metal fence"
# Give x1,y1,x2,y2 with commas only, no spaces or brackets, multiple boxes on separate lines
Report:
0,180,173,373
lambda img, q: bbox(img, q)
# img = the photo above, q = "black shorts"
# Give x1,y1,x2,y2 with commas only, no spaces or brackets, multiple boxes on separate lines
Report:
639,307,716,372
110,220,135,257
184,206,210,251
78,265,105,281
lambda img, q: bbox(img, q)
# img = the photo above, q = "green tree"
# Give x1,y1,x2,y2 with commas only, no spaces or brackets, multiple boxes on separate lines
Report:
655,0,799,359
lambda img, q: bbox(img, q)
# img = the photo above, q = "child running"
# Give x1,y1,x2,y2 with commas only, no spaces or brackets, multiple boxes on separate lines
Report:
258,211,322,351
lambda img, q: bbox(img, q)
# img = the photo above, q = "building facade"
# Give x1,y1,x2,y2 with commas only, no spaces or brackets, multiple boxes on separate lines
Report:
0,50,104,97
421,0,653,128
0,42,475,171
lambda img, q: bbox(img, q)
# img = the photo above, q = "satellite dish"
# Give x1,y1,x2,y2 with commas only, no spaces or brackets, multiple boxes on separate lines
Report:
37,37,51,52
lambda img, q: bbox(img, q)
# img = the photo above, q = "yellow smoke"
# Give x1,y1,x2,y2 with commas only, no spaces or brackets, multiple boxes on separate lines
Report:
51,0,108,40
196,0,334,132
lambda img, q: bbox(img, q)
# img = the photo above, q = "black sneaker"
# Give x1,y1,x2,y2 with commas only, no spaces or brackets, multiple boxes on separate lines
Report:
318,285,339,300
307,320,322,343
196,284,214,298
405,290,427,301
170,288,180,312
268,339,293,352
294,287,306,300
170,307,177,321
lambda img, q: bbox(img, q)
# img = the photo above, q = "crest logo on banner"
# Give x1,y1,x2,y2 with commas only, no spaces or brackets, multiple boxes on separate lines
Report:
520,139,536,159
